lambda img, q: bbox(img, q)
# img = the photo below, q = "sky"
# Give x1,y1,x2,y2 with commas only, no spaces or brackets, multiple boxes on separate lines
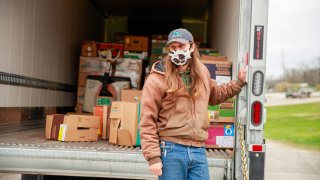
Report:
266,0,320,79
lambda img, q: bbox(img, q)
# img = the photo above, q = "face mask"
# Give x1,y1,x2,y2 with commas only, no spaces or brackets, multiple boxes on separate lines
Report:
168,49,192,66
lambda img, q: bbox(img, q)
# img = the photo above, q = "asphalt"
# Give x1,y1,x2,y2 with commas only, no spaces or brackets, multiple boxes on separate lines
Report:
265,140,320,180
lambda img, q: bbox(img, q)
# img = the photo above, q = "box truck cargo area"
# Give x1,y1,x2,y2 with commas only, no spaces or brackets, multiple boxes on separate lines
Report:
0,0,268,179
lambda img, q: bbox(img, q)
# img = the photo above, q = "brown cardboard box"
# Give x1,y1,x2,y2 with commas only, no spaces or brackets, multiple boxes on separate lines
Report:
45,114,64,140
121,89,142,102
77,87,85,104
201,55,228,61
124,36,149,52
76,103,83,113
201,60,232,84
208,98,235,123
94,106,111,139
81,41,98,57
109,101,140,146
58,115,100,142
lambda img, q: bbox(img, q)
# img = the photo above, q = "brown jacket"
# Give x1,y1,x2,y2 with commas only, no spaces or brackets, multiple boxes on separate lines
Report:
139,60,245,165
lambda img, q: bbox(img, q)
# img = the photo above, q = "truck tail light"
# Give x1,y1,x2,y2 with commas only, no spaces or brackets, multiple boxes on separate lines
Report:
252,145,263,152
252,71,264,96
252,101,262,126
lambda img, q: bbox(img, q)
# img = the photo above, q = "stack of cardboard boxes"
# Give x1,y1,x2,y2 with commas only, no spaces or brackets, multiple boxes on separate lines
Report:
77,56,113,113
46,114,100,142
47,89,142,145
201,49,236,149
109,89,142,146
149,35,169,71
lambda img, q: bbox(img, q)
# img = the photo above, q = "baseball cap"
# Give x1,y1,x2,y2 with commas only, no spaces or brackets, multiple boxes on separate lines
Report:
167,28,194,45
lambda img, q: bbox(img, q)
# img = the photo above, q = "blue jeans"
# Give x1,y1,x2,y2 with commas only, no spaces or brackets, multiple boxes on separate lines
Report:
158,141,210,180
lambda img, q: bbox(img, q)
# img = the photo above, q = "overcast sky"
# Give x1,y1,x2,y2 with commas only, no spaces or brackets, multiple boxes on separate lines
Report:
266,0,320,79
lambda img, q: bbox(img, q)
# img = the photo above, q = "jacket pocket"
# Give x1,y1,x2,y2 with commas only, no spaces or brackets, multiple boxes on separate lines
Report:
164,97,188,129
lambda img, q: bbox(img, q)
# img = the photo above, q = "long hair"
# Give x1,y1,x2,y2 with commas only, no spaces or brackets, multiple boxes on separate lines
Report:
164,45,205,99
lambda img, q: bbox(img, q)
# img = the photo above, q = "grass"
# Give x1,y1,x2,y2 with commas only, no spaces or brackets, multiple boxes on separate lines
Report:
264,102,320,150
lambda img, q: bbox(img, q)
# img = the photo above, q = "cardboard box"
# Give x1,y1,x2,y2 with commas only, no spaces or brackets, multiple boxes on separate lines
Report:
202,60,232,84
208,98,235,123
202,54,227,61
58,115,100,142
76,103,83,113
94,106,111,139
83,78,103,112
124,51,148,60
81,41,98,57
124,36,149,52
79,56,110,73
77,87,85,104
205,123,234,148
121,89,142,102
198,48,219,56
45,114,65,140
98,43,124,58
109,101,141,146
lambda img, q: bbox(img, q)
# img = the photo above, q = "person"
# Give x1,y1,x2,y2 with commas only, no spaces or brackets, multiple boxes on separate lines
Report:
139,28,246,180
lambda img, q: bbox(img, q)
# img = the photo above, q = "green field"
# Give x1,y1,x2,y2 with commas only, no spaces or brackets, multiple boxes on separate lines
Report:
265,102,320,150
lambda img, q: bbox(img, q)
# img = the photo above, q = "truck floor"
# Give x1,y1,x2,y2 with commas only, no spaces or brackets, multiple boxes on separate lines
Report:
0,127,233,179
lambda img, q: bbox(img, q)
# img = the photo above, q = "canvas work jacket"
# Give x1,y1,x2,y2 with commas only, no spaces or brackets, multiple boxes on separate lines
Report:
139,60,245,165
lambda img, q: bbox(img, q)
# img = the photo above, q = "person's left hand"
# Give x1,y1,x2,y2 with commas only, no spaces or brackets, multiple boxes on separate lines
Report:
238,67,247,83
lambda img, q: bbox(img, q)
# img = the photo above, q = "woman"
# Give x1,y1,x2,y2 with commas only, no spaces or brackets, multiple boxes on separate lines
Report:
140,28,246,180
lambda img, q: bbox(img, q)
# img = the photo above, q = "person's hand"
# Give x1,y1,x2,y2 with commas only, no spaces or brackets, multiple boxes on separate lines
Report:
238,66,247,83
149,162,163,176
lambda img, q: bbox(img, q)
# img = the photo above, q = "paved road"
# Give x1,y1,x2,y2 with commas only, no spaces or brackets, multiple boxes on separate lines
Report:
265,93,320,180
265,140,320,180
265,92,320,107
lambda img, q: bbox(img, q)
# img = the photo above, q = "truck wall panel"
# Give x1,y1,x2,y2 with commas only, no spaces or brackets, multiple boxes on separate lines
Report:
0,0,104,107
209,0,240,80
0,0,12,73
19,87,31,107
0,85,8,106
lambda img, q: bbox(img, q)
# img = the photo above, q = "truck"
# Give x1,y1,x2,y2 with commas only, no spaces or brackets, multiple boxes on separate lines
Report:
0,0,268,179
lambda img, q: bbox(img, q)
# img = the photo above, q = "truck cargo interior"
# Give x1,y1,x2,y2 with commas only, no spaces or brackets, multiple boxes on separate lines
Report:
0,0,248,179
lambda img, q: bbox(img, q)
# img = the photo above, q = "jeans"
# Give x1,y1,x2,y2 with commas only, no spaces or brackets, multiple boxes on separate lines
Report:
158,141,210,180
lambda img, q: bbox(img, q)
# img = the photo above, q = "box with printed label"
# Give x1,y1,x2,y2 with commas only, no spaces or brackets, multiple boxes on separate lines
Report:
98,43,124,58
109,101,141,146
124,51,148,60
79,56,110,73
208,98,235,123
58,115,100,142
202,60,232,85
205,123,234,148
124,36,149,52
121,89,142,102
